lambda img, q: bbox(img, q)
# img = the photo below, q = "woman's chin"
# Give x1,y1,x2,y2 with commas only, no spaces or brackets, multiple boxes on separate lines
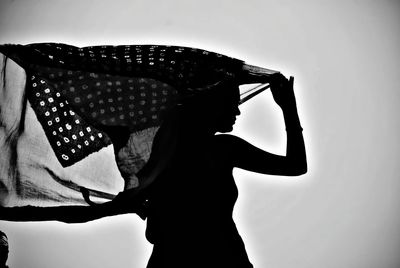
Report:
217,125,234,133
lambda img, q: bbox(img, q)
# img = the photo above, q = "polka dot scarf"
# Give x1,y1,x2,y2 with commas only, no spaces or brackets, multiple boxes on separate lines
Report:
0,43,244,167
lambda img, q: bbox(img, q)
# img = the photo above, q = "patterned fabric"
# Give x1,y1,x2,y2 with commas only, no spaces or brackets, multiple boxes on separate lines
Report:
0,43,279,208
0,43,244,167
27,74,113,166
0,56,122,206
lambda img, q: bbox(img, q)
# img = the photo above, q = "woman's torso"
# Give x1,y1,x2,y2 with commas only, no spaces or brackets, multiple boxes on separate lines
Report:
145,134,253,268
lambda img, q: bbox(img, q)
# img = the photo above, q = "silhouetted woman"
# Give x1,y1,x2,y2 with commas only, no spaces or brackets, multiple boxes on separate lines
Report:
143,74,307,268
0,73,306,268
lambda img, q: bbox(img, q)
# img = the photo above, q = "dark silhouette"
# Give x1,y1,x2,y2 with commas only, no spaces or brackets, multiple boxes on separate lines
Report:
0,231,8,268
142,74,306,268
0,73,306,267
0,42,306,267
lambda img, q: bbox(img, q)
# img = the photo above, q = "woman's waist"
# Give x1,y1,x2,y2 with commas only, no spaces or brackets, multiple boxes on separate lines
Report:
146,219,240,243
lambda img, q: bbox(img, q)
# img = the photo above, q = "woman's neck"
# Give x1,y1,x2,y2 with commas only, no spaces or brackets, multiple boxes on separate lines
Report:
176,117,215,143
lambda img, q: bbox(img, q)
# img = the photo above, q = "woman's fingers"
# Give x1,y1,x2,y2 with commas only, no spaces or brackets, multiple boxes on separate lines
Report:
270,74,296,109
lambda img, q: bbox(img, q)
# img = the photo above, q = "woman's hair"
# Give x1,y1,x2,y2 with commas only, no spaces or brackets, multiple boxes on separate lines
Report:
179,79,240,115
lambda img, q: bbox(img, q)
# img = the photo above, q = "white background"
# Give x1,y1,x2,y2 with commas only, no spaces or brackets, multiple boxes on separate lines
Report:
1,0,399,267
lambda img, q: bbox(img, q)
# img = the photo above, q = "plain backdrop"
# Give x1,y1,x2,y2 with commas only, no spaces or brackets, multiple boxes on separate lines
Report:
1,0,399,268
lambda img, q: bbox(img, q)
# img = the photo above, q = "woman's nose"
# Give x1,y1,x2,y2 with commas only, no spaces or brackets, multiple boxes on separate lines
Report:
235,106,241,116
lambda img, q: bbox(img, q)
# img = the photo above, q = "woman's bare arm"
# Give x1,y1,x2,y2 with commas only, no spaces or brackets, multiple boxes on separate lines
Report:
0,190,147,223
0,202,117,223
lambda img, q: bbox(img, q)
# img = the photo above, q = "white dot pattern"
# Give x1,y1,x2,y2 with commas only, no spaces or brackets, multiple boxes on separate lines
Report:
28,76,111,166
24,43,241,93
7,43,243,167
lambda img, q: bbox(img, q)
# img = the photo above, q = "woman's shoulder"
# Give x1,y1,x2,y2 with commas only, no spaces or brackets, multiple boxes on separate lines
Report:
212,134,246,155
213,133,245,145
213,134,259,164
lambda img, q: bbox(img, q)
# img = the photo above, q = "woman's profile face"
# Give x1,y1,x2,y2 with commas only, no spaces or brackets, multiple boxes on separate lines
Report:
209,87,241,133
179,84,240,134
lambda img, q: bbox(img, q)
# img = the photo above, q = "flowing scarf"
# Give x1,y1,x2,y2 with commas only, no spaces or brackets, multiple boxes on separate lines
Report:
0,43,277,207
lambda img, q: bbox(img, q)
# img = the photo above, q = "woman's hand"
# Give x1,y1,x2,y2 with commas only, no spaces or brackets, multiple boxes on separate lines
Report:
269,73,297,111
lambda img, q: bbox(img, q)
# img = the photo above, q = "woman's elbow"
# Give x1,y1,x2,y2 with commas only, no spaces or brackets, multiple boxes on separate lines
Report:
294,165,308,176
285,161,307,176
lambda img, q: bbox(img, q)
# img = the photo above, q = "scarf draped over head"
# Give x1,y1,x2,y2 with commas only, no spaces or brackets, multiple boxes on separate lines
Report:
0,43,278,207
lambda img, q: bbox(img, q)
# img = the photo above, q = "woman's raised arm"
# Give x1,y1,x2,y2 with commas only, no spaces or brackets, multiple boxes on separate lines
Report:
223,74,307,176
